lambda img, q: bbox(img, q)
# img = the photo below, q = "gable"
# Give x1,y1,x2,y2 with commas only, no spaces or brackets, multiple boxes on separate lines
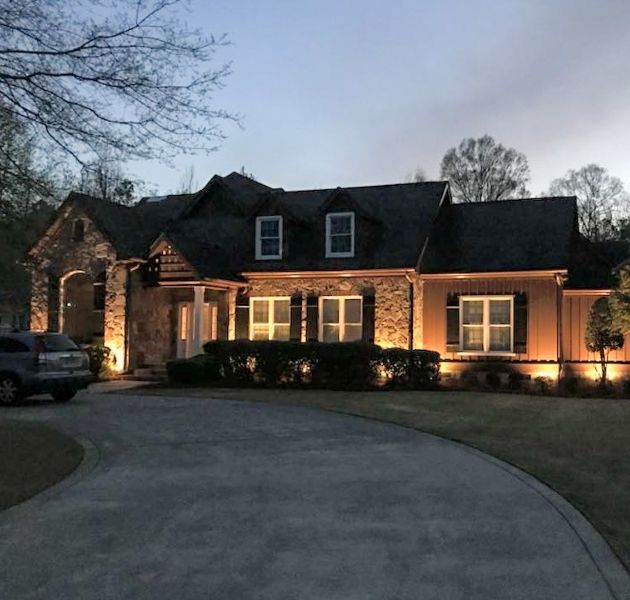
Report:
143,236,198,282
27,203,116,277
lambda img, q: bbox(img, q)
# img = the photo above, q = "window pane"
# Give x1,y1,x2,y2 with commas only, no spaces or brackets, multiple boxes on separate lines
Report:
272,324,290,341
345,298,362,323
322,299,339,323
274,299,290,324
260,238,280,256
463,327,484,351
490,300,511,325
252,300,269,324
322,324,339,342
260,219,279,237
252,325,270,340
343,324,362,342
463,300,483,325
330,234,351,254
489,327,511,351
329,215,351,235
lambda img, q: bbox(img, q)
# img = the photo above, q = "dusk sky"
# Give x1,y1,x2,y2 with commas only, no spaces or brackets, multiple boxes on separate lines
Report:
132,0,630,196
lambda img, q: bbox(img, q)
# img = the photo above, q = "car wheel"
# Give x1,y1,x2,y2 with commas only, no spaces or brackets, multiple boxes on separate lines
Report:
52,389,77,403
0,376,20,405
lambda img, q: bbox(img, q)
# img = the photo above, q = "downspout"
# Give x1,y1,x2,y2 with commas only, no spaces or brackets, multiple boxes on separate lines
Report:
556,272,565,380
405,272,414,350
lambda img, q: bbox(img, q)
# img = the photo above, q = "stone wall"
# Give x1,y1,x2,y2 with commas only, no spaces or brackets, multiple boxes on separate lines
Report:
128,277,174,367
28,205,128,369
247,276,412,348
412,275,424,349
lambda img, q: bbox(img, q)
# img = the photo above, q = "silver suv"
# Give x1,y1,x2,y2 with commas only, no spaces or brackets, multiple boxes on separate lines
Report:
0,332,93,404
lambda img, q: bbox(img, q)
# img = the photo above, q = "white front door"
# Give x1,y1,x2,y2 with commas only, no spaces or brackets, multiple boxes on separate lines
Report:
177,301,218,358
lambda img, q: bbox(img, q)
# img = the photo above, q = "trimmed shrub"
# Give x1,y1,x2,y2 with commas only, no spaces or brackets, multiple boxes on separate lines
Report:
485,370,501,389
623,378,630,397
460,370,480,388
84,344,112,378
378,348,440,389
507,371,525,391
559,376,580,396
534,376,553,394
172,340,442,390
167,354,220,385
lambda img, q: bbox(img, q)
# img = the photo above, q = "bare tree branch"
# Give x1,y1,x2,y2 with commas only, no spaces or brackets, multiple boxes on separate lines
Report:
549,164,629,242
440,135,530,203
0,0,235,173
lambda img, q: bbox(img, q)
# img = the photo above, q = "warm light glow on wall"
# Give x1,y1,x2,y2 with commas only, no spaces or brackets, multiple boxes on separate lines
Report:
108,342,125,372
532,368,559,381
377,341,396,349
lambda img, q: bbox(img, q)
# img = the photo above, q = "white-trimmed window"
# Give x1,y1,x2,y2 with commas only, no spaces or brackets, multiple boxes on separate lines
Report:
255,216,282,260
250,297,290,340
319,296,362,342
460,296,514,354
325,212,355,258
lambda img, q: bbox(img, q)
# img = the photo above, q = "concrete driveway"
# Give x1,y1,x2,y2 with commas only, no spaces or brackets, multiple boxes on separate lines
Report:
0,391,626,599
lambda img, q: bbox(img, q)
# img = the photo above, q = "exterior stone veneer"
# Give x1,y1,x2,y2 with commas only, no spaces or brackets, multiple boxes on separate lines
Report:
247,275,412,349
27,206,128,369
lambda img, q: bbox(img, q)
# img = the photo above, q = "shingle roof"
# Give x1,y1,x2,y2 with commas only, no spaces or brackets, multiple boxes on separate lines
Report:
419,197,578,273
66,189,196,258
58,176,602,284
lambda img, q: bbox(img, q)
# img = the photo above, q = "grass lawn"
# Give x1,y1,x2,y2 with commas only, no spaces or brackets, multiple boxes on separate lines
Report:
135,385,630,569
0,419,84,510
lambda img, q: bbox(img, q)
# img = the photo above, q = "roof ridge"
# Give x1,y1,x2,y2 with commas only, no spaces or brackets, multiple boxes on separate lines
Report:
452,195,576,207
283,181,448,194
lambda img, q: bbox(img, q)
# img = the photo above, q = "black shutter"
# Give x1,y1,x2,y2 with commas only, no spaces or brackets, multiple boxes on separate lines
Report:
306,294,319,341
290,293,302,341
47,274,60,332
514,292,528,354
235,294,249,339
446,293,460,352
362,290,376,344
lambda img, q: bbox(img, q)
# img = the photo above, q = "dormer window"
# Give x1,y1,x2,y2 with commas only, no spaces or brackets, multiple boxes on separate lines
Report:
326,212,354,258
255,216,282,260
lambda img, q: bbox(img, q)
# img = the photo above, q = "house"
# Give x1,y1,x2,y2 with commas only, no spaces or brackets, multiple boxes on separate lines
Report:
26,171,630,382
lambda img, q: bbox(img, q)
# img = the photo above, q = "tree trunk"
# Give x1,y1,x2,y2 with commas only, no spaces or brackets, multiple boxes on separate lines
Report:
600,348,607,386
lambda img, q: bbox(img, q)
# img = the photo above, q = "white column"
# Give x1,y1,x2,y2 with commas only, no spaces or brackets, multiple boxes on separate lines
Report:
191,286,204,356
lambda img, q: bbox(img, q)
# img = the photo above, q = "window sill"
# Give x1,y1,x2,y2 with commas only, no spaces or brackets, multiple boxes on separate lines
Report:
254,256,282,261
325,253,355,259
456,351,516,357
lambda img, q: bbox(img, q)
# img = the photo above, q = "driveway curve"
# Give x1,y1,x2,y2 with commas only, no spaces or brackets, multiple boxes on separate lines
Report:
0,392,626,599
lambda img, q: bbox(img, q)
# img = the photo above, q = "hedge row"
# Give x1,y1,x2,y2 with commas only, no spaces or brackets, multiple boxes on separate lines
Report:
167,340,440,390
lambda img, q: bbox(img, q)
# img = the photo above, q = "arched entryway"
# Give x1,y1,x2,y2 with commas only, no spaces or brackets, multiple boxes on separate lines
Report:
60,270,105,344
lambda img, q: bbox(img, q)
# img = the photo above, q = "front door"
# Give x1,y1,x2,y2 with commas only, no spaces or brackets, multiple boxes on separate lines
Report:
177,301,218,358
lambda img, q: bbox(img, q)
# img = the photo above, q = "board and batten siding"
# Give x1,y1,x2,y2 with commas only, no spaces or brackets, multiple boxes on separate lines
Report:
562,293,630,363
421,276,560,362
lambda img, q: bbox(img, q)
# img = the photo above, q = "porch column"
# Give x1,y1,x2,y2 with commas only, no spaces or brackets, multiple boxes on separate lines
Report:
104,263,128,371
191,285,204,355
227,289,237,340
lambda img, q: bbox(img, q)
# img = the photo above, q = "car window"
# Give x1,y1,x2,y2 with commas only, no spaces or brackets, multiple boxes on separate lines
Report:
0,337,30,353
37,334,79,352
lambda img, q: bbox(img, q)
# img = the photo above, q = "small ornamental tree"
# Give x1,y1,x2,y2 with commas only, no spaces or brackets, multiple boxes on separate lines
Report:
585,297,624,386
610,265,630,335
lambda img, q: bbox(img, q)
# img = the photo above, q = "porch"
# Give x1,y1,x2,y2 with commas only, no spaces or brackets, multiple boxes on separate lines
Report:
127,281,238,369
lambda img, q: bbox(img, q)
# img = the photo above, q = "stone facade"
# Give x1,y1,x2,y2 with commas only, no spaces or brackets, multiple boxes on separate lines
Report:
27,206,128,369
126,281,232,367
247,275,412,348
28,204,422,368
